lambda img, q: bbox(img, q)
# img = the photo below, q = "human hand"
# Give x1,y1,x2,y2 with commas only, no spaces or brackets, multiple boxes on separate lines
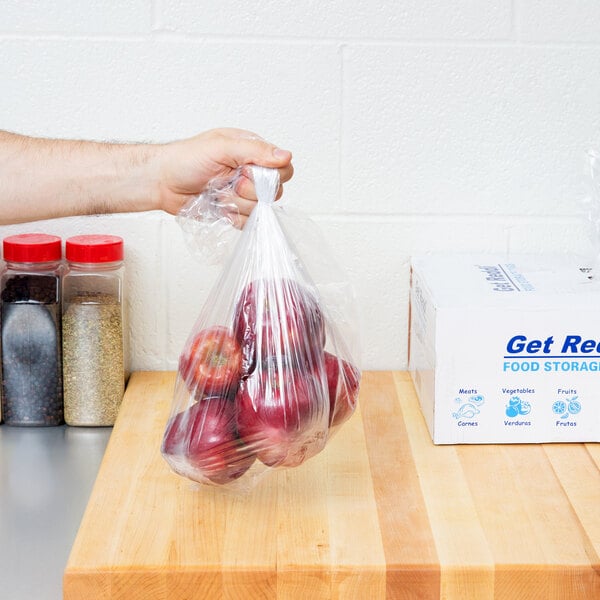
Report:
0,128,291,226
156,128,293,227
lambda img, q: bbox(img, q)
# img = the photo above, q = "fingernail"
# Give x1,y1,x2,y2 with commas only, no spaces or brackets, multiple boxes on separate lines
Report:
273,147,291,160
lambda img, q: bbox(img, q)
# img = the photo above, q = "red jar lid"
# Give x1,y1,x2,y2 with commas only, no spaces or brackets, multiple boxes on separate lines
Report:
65,235,124,263
3,233,62,262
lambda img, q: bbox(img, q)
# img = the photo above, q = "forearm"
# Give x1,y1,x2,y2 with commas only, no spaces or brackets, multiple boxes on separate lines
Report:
0,131,162,224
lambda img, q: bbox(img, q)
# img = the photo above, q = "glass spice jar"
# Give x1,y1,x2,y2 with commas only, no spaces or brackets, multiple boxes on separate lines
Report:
1,233,64,426
62,235,126,426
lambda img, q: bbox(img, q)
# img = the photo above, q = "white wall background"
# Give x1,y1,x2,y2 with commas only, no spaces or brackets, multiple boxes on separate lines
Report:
1,1,600,371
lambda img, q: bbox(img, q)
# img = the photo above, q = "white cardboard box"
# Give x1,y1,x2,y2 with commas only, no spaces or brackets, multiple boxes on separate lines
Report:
408,254,600,444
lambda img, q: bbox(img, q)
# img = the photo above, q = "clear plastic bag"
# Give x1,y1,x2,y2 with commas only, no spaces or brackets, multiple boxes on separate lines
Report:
161,166,361,490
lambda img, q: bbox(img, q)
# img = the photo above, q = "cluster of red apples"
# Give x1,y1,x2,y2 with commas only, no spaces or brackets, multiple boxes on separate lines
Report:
162,278,360,486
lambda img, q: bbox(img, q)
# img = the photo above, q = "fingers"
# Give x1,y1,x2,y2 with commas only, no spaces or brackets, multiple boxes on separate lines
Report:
229,195,258,217
166,128,294,227
223,209,246,230
227,185,283,216
220,201,248,230
191,128,293,204
224,183,283,230
222,133,293,171
235,173,287,202
241,162,293,185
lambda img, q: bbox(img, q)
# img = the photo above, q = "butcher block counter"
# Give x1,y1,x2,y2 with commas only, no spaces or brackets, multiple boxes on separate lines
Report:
63,371,600,599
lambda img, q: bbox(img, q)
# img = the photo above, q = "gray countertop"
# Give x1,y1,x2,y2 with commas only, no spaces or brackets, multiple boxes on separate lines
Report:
0,425,112,600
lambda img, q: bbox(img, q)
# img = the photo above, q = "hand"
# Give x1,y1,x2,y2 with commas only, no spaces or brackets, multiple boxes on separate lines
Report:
157,128,294,227
0,128,291,226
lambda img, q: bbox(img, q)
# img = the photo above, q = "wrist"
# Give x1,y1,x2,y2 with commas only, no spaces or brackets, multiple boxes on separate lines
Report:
107,142,163,213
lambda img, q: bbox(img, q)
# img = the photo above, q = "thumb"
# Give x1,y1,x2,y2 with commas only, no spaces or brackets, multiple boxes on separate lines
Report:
223,136,292,169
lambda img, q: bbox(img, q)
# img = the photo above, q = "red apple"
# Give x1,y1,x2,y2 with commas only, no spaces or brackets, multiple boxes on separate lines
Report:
179,325,242,399
235,365,328,468
324,351,360,427
233,278,326,374
162,397,255,485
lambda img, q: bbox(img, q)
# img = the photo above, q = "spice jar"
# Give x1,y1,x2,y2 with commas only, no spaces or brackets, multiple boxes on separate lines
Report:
1,233,63,426
62,235,125,426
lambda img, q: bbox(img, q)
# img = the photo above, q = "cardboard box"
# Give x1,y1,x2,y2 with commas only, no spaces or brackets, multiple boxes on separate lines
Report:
408,254,600,444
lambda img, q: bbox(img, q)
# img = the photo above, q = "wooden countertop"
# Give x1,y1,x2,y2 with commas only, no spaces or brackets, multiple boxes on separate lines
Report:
63,371,600,599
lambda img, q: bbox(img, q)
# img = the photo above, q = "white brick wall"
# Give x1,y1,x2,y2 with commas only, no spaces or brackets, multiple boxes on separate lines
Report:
0,1,598,371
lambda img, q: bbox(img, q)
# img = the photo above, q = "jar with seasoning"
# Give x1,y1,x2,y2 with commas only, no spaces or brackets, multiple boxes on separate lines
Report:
62,235,125,426
1,233,63,426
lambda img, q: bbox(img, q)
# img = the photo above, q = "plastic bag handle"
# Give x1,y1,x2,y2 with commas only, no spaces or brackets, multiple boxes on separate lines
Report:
250,165,280,206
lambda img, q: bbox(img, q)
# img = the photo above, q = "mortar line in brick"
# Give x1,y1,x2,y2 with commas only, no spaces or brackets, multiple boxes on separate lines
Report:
0,33,599,49
0,33,151,42
510,0,518,41
310,213,586,225
151,0,163,31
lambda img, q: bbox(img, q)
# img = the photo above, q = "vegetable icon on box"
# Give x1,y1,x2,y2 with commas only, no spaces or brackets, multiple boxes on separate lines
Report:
505,396,531,418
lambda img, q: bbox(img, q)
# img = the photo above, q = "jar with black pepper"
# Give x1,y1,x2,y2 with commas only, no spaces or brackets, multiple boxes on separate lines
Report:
62,235,125,426
1,233,64,426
